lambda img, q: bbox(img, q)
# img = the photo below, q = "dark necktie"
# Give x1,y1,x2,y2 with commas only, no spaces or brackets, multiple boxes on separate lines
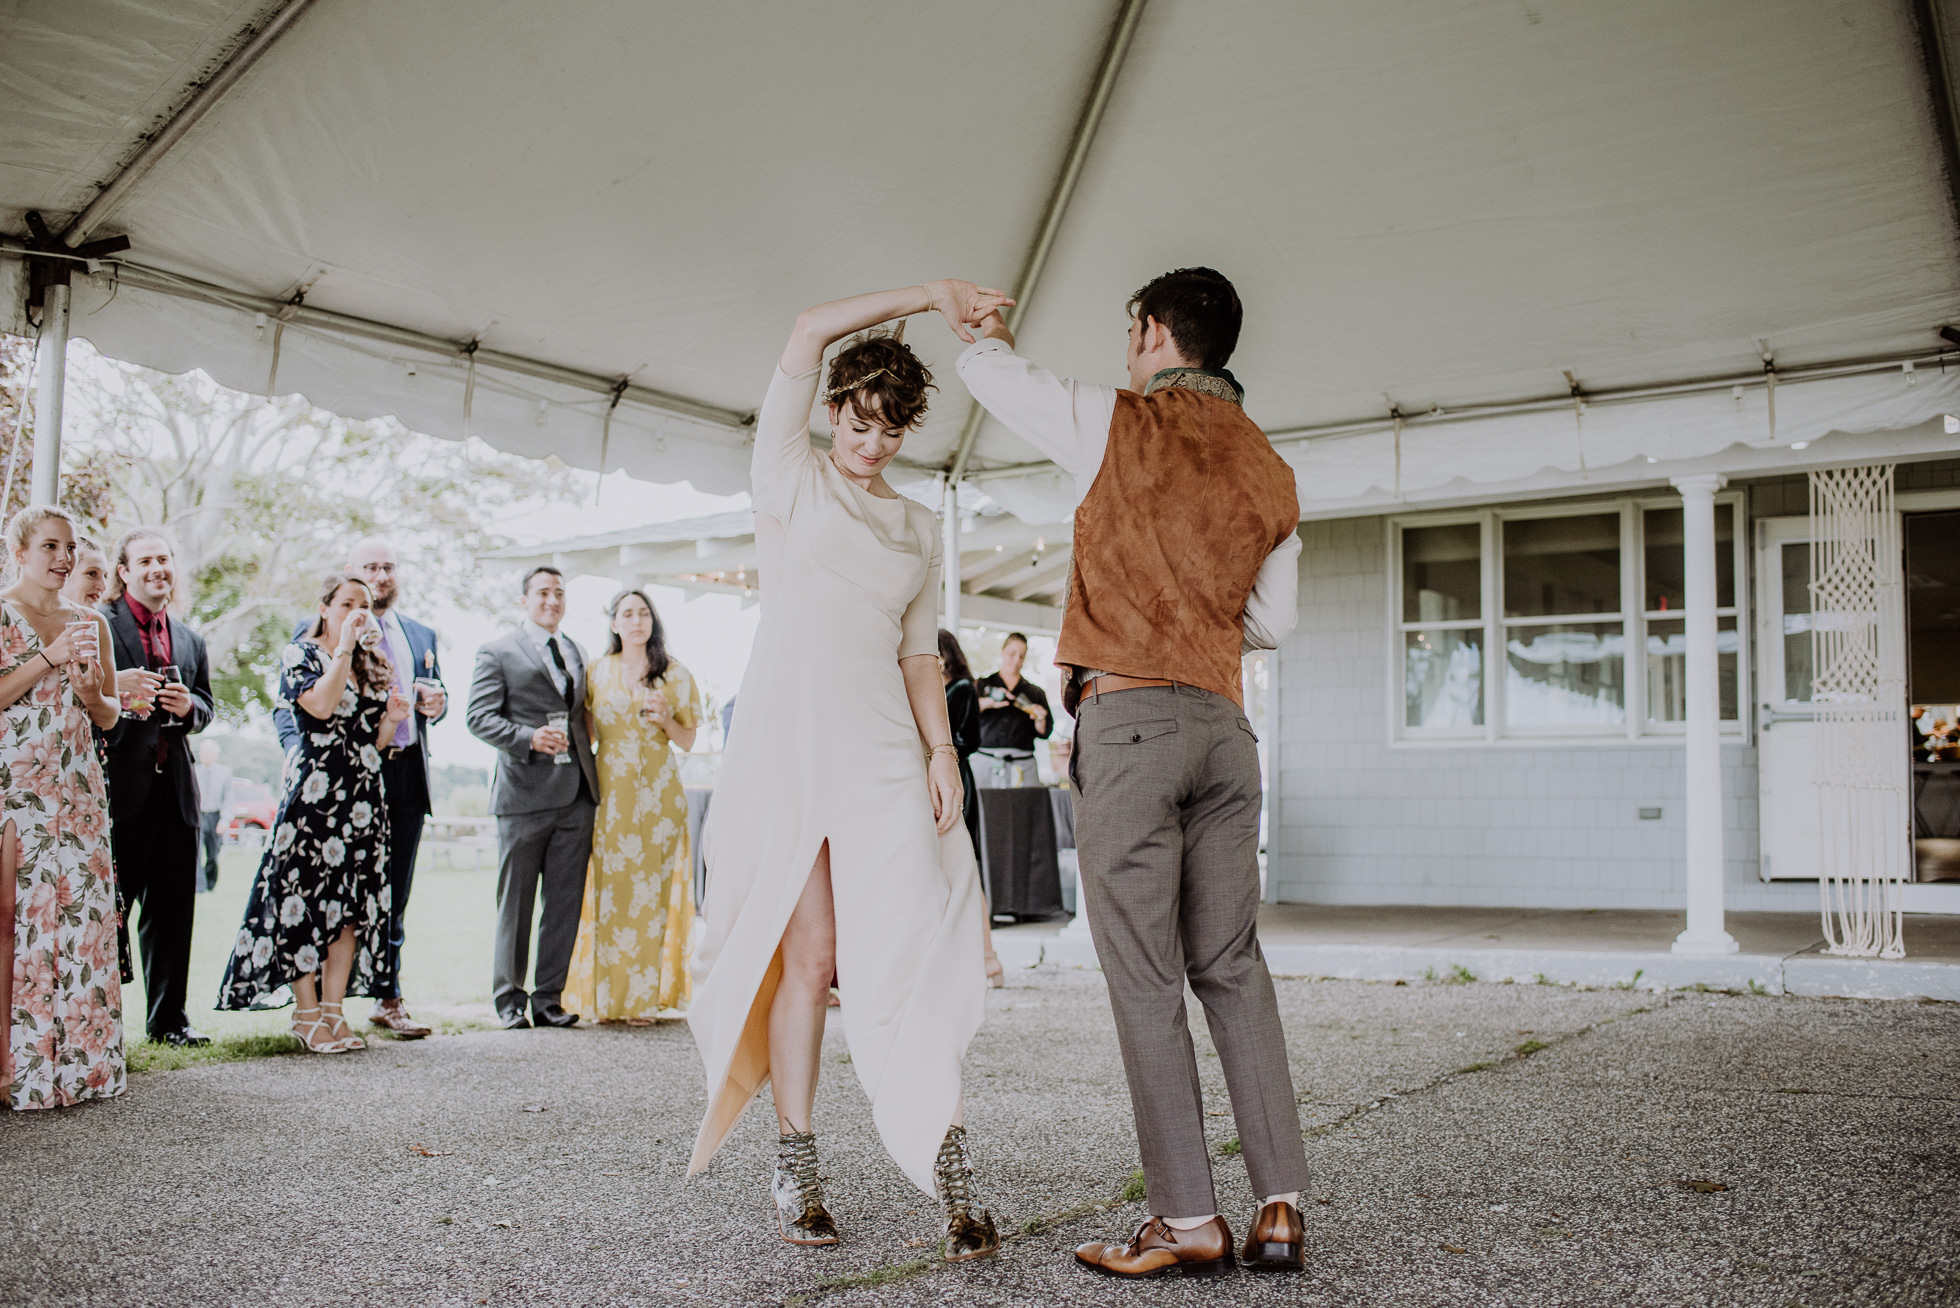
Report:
546,637,577,715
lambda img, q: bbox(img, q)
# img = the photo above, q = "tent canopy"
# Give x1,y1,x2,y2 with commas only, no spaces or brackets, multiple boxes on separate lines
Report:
5,0,1959,523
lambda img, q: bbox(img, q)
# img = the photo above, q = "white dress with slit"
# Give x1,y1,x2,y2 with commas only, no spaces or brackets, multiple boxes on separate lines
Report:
687,362,985,1195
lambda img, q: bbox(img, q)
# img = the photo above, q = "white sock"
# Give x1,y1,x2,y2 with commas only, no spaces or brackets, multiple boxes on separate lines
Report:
1262,1192,1300,1208
1161,1214,1217,1230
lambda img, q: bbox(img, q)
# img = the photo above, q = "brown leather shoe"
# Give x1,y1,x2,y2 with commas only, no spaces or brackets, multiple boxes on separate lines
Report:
1075,1216,1235,1279
1240,1200,1304,1272
368,999,432,1039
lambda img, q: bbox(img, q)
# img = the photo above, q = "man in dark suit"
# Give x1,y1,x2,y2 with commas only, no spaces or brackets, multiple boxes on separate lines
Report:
466,565,598,1029
101,528,215,1047
275,537,446,1038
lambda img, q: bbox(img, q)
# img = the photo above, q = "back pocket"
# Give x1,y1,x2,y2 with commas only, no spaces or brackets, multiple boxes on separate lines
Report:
1099,718,1178,746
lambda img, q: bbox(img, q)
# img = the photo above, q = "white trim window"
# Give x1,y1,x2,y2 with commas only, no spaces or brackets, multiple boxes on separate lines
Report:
1390,494,1748,744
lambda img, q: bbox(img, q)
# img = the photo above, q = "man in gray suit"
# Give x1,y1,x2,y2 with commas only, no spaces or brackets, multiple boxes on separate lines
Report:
466,566,599,1029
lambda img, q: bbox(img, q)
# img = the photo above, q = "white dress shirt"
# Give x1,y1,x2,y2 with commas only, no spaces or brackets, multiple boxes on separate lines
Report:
956,338,1303,651
523,620,574,698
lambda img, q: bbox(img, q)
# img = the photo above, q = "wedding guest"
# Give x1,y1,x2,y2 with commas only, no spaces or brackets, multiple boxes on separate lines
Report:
193,741,235,894
60,534,133,985
563,589,700,1024
277,537,446,1039
466,566,598,1030
61,536,110,609
218,573,408,1053
100,527,214,1048
940,629,1002,991
937,630,982,857
974,632,1051,787
1,506,125,1109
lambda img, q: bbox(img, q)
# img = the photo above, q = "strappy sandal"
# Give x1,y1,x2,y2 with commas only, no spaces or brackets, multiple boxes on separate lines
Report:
321,1001,367,1052
292,1005,349,1055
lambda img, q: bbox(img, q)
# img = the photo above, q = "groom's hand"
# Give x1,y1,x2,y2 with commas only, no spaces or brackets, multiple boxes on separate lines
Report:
975,309,1015,349
924,280,1014,343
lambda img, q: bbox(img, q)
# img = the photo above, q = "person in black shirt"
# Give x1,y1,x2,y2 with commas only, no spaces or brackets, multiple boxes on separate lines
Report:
937,630,982,857
974,632,1052,787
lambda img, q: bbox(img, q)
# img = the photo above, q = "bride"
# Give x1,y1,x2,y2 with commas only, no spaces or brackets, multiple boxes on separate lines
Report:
688,281,1011,1259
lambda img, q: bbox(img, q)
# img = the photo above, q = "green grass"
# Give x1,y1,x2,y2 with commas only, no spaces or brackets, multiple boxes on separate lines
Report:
121,844,504,1066
127,1031,303,1073
1218,1137,1242,1157
1513,1039,1550,1058
1116,1169,1146,1205
1448,963,1477,985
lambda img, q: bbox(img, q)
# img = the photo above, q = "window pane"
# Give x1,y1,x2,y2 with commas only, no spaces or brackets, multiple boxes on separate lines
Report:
1503,514,1621,618
1505,623,1625,725
1643,502,1735,612
1405,629,1484,728
1401,523,1481,623
1781,540,1813,703
1643,616,1739,723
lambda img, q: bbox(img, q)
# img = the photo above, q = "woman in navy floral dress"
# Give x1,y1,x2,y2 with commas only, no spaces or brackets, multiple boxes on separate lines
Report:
219,573,410,1052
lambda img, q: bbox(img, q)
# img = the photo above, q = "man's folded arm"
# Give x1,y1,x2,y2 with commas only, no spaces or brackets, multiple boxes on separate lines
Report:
1241,531,1303,652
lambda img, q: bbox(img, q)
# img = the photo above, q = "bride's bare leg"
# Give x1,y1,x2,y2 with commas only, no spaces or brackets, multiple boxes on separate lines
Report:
770,842,836,1134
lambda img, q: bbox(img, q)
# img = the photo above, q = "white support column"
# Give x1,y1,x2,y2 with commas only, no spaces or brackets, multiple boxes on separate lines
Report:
30,283,70,506
942,475,961,631
1671,474,1738,955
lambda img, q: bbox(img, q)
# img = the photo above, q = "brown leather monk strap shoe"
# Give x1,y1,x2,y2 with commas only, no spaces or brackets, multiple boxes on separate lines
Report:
1075,1216,1235,1279
1240,1199,1305,1271
368,999,432,1039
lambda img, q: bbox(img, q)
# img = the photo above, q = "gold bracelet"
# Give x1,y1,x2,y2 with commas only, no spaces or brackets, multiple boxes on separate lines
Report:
926,743,959,761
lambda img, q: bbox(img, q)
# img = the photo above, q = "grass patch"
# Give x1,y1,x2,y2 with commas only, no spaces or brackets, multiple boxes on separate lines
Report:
1533,972,1553,986
1749,979,1769,996
1457,1061,1494,1074
1612,968,1646,991
1448,963,1477,985
127,1032,300,1074
1513,1039,1549,1057
1116,1169,1146,1205
1218,1137,1242,1157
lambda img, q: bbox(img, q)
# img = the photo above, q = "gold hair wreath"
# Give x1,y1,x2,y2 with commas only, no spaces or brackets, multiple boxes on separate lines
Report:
823,367,889,403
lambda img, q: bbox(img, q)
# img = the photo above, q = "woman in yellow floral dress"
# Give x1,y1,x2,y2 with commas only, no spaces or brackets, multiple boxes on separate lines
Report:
564,589,700,1023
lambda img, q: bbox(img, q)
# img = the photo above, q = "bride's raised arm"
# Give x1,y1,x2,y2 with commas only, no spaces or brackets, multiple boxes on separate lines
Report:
778,282,1013,376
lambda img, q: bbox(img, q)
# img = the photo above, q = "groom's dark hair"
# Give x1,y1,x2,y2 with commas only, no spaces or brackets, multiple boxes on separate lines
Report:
1127,267,1242,370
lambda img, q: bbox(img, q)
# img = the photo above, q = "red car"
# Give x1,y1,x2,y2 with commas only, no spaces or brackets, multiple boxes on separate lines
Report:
226,780,277,839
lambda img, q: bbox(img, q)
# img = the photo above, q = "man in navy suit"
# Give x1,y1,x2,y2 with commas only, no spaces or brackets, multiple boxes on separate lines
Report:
275,537,446,1038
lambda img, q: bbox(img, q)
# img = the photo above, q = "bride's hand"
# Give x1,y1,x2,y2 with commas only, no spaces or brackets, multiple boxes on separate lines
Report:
923,280,1014,344
928,750,964,834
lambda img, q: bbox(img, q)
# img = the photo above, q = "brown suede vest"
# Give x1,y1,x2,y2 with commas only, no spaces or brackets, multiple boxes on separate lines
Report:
1057,386,1300,708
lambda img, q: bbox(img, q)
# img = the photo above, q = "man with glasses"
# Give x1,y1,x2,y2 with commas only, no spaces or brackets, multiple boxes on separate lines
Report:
275,538,446,1038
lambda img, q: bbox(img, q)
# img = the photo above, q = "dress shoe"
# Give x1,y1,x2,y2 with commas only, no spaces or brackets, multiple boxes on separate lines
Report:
1239,1200,1305,1272
369,999,433,1039
531,1003,578,1028
498,1010,532,1030
1076,1216,1235,1279
159,1026,211,1048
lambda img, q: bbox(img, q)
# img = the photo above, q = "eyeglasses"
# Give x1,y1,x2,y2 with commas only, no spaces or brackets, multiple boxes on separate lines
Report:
357,562,397,575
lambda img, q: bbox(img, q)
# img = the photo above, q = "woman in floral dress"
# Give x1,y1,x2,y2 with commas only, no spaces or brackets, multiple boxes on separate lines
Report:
218,572,410,1053
0,506,126,1110
563,589,700,1023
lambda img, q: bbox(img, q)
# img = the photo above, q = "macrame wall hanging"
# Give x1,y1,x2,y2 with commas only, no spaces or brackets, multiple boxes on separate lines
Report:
1808,463,1908,958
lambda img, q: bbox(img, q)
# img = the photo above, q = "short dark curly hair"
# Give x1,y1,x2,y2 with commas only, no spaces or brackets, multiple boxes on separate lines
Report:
1127,266,1242,370
824,332,935,431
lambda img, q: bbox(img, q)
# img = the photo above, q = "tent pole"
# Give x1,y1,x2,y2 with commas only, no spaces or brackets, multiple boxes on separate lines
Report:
946,0,1148,484
30,284,69,506
1671,473,1738,957
62,0,319,246
943,475,962,632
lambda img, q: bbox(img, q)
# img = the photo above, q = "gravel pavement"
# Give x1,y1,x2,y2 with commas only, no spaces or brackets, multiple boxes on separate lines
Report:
2,968,1955,1307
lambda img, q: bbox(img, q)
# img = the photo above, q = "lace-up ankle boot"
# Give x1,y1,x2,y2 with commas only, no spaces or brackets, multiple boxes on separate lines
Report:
772,1131,840,1246
934,1125,1000,1261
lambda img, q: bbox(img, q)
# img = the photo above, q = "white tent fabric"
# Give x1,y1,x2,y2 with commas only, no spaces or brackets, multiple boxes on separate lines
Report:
4,0,1959,518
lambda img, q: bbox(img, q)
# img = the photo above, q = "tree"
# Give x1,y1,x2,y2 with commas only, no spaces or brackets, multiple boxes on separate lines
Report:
15,338,584,720
0,332,119,530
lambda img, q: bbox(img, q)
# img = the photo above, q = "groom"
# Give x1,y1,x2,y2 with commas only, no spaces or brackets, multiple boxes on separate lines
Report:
956,268,1309,1277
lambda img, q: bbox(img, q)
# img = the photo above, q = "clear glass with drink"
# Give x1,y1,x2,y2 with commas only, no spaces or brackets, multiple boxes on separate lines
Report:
545,711,572,765
412,677,443,715
64,619,98,665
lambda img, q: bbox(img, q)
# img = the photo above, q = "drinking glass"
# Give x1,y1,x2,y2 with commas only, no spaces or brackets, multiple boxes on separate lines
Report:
546,712,572,765
413,677,443,715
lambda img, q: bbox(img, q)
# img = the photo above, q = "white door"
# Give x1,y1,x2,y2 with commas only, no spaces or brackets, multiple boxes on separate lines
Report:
1756,516,1822,880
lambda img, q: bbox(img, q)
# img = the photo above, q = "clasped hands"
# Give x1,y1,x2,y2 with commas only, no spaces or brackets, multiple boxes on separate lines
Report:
920,280,1014,343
